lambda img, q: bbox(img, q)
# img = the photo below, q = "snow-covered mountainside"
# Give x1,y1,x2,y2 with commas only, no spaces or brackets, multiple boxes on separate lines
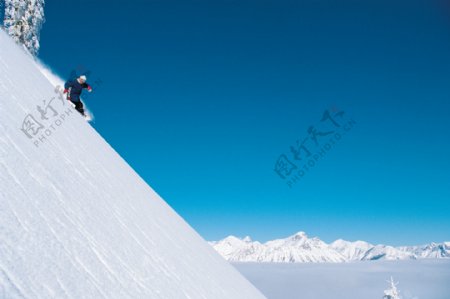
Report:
329,239,373,260
210,232,450,263
0,30,265,299
210,232,345,263
397,242,450,259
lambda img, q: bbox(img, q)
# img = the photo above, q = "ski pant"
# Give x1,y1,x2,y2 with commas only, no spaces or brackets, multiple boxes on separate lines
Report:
70,100,84,115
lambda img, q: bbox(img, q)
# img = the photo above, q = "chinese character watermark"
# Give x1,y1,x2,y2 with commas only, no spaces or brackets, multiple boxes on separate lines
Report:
274,106,356,188
20,87,74,148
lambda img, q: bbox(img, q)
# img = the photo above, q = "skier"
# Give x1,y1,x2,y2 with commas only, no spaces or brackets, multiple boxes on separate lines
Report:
64,75,92,116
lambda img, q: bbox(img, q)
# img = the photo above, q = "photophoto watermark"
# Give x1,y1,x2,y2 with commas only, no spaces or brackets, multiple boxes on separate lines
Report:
20,86,74,148
274,106,356,188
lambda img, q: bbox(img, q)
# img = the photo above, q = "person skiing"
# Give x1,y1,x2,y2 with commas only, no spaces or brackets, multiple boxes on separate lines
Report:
64,75,92,116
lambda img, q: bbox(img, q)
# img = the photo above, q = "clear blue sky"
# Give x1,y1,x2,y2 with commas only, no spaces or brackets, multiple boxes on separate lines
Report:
38,0,450,245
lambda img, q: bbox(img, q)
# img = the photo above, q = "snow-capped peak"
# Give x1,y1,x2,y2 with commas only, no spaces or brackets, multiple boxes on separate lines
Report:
293,231,308,239
243,236,253,242
330,239,374,261
287,231,309,242
210,231,450,263
211,231,346,263
397,242,450,259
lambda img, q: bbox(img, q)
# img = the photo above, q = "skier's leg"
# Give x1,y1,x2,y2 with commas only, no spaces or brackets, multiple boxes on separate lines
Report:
74,101,85,116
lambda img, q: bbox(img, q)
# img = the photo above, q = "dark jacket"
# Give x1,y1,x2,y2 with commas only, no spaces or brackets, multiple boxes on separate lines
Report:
64,79,91,101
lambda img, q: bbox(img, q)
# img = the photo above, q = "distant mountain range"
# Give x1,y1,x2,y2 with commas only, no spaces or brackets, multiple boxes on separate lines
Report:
209,231,450,263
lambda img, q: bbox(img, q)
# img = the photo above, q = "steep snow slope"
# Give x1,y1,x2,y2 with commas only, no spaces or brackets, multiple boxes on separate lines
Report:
0,30,265,299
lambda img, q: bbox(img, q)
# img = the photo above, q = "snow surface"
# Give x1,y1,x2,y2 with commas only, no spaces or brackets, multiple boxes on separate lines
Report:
0,30,266,299
234,260,450,299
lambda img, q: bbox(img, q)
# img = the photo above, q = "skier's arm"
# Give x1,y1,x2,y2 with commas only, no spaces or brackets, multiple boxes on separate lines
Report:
64,80,73,92
63,81,74,99
82,83,93,92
